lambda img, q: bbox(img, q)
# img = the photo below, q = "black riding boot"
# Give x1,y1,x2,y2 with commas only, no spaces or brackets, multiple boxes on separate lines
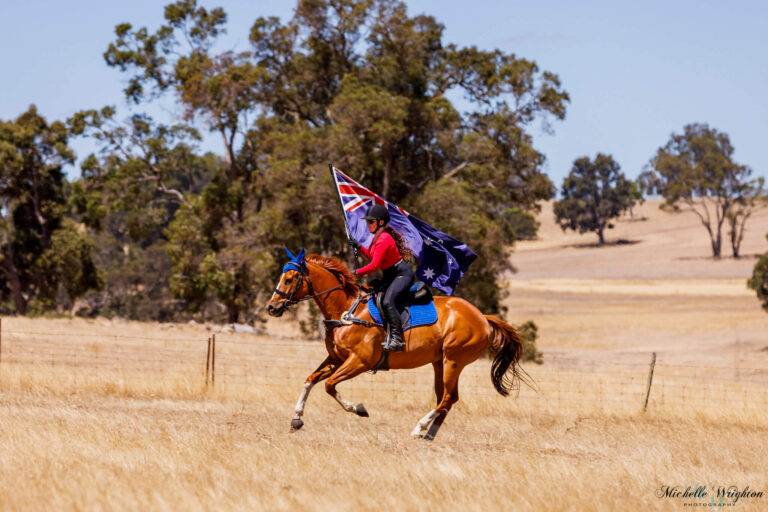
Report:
382,304,406,352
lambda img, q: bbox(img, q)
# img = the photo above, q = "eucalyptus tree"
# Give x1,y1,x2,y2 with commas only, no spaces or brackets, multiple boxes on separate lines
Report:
553,154,636,245
68,107,219,319
0,106,101,314
748,237,768,312
89,0,569,319
641,123,762,259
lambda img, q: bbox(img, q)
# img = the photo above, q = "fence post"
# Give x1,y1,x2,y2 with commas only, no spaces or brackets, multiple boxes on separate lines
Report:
205,336,211,386
211,333,216,388
643,352,657,412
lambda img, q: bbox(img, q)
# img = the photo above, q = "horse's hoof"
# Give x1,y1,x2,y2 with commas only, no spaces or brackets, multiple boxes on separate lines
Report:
290,418,304,431
421,433,435,441
355,403,369,417
411,434,423,440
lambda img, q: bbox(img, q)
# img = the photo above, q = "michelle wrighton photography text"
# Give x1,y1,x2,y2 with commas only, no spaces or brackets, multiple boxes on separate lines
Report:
656,484,764,508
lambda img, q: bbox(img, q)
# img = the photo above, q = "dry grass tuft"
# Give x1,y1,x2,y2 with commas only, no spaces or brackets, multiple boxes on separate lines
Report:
1,327,767,511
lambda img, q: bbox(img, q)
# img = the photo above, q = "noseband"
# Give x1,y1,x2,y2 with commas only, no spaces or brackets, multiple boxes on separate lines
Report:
273,261,344,309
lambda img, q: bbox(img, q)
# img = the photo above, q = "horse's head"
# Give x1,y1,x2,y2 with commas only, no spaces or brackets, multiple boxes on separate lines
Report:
267,248,309,317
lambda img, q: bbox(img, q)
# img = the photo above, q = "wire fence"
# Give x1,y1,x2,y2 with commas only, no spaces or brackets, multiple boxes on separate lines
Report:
2,324,768,418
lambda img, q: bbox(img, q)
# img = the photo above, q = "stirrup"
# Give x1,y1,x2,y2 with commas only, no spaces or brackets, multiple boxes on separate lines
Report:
382,334,405,352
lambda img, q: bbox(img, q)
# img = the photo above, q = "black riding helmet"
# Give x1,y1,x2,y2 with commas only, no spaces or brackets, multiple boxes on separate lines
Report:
362,203,390,224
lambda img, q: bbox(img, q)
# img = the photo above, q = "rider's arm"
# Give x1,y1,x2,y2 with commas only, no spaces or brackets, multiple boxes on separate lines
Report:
356,234,396,276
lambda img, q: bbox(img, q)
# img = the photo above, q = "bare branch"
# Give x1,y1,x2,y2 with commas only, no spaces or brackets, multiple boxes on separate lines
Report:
416,162,469,188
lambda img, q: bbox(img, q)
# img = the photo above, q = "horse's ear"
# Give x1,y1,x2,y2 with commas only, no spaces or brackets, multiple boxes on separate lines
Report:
285,247,295,260
297,248,305,262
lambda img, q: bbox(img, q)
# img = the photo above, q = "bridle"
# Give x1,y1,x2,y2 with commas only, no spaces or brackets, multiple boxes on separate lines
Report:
272,261,344,310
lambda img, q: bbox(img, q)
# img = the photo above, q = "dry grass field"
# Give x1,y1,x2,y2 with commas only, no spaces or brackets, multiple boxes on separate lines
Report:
1,200,768,511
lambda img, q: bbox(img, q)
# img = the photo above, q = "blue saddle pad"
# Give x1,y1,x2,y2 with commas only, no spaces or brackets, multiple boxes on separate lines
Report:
367,298,438,331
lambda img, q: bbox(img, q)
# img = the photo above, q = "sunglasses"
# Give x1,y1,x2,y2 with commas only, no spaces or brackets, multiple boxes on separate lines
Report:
365,219,377,225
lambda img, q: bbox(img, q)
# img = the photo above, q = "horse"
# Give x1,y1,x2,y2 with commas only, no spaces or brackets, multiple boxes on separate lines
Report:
265,248,530,440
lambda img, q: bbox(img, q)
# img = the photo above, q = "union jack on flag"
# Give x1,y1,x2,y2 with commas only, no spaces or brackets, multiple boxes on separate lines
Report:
336,173,386,212
331,166,477,295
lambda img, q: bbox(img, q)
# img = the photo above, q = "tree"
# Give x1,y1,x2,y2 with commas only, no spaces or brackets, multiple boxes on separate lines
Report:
553,154,636,245
68,108,221,320
88,0,569,319
641,123,762,259
726,180,766,258
748,235,768,312
0,106,101,314
626,179,645,221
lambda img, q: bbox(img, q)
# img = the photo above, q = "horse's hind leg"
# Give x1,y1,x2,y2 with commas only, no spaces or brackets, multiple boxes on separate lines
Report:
432,360,444,406
325,354,371,417
411,361,445,438
412,358,463,440
291,356,339,431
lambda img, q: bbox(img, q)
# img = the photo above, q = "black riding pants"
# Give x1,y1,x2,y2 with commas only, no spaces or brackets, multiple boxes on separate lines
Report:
381,260,414,326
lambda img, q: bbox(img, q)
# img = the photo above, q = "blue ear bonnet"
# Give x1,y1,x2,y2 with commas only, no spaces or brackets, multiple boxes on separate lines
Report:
283,247,306,273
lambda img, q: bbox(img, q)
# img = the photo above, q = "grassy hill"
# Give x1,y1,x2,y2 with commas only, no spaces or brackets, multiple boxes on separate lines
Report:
504,199,768,365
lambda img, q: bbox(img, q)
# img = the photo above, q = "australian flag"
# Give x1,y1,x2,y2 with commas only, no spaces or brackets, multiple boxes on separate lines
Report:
331,166,477,295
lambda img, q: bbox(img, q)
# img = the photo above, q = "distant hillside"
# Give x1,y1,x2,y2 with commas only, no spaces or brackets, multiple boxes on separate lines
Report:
510,199,768,280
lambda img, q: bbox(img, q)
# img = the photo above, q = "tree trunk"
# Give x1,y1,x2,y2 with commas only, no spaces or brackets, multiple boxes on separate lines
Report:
1,262,27,315
699,211,722,259
382,152,392,199
711,234,721,259
713,201,727,259
597,226,605,245
729,211,750,259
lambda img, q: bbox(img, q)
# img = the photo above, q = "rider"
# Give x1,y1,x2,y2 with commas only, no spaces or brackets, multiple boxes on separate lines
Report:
349,204,414,352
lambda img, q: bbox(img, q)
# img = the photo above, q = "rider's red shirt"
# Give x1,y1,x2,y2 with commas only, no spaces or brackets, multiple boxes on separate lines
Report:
357,231,402,275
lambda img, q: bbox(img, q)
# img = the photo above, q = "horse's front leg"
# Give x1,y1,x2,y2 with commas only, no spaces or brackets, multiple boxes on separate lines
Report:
291,355,339,431
325,353,371,418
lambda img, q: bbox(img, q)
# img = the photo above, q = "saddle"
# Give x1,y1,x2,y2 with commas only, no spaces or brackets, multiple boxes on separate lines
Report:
368,279,436,331
353,280,437,373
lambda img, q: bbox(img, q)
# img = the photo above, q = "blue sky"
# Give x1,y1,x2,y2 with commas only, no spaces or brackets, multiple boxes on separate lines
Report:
1,0,766,189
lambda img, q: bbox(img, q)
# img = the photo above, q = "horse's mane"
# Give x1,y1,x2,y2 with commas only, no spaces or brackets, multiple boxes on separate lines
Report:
306,254,359,296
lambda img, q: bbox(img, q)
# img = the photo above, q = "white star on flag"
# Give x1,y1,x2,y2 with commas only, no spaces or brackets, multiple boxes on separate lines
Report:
422,268,435,280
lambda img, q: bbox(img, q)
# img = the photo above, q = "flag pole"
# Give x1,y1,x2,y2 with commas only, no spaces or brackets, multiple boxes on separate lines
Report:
329,163,360,264
329,163,352,240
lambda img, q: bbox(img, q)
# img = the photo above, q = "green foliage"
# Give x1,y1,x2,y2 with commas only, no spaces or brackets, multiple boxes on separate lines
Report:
553,154,636,244
516,320,543,364
0,106,101,314
748,235,768,312
77,0,569,321
66,106,221,320
641,123,762,258
502,207,540,241
77,237,180,321
36,219,104,309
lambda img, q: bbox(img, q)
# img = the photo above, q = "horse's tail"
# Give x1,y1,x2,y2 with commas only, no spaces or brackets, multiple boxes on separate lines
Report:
485,315,534,396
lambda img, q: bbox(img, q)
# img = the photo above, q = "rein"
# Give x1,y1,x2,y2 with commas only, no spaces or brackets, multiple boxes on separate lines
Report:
275,260,380,329
324,290,380,330
273,261,344,308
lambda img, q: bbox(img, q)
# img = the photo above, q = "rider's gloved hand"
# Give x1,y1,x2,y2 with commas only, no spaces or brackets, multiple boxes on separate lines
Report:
348,239,361,251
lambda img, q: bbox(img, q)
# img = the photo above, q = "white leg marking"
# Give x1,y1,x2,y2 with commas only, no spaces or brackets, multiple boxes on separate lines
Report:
411,410,438,438
293,382,315,421
333,392,357,413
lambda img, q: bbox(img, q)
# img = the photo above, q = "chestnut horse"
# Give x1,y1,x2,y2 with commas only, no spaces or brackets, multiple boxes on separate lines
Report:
266,250,529,440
